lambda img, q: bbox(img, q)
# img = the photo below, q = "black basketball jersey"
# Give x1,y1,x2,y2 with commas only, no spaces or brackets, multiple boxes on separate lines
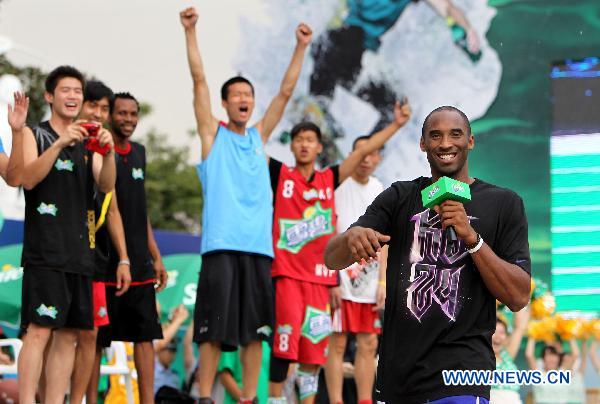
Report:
22,121,95,275
107,141,154,282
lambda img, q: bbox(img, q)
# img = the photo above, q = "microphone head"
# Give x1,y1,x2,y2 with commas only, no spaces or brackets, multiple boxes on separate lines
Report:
421,176,472,208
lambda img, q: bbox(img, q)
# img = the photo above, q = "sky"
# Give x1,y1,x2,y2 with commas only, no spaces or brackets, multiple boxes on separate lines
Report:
0,0,268,163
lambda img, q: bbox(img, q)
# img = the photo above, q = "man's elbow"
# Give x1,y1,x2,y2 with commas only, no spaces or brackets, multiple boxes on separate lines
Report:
21,175,36,191
98,179,114,194
279,86,294,100
506,293,529,312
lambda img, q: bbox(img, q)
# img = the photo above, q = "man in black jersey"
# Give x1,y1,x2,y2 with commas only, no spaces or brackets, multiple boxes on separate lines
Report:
325,106,531,404
70,80,132,404
97,92,166,404
16,66,116,404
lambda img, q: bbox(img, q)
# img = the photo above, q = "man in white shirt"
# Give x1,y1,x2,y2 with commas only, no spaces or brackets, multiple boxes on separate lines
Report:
325,135,388,404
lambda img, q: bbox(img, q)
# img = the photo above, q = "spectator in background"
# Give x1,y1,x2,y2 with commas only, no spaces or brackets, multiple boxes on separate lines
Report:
490,308,528,404
526,337,585,404
154,305,189,394
325,134,388,404
216,342,271,404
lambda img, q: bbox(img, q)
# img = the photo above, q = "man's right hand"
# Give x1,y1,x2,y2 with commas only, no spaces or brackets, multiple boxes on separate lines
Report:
115,262,132,297
7,91,29,131
58,120,88,148
180,7,198,30
345,226,390,262
329,286,342,310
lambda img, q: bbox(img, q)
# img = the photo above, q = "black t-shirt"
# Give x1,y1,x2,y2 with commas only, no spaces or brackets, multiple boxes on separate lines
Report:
352,177,531,403
22,121,95,275
107,142,154,282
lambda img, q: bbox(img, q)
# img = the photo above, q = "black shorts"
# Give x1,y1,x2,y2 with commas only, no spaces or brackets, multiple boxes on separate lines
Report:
97,283,163,347
193,251,273,351
21,267,93,330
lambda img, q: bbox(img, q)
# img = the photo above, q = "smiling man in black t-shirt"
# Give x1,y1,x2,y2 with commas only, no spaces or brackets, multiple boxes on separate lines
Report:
325,106,531,404
15,66,116,404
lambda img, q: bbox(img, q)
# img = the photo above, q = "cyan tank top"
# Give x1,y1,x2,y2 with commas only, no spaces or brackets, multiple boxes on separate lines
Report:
198,125,273,257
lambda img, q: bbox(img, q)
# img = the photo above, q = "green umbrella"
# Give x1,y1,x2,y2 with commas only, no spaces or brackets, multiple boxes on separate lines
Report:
0,244,24,328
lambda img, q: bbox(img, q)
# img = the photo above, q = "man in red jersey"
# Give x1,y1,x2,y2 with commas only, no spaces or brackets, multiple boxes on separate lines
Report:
267,99,411,404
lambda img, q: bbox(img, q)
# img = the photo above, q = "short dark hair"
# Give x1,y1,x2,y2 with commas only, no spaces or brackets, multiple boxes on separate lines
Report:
352,134,385,152
421,106,471,137
496,318,508,332
221,76,254,100
110,92,140,114
45,65,85,94
541,345,560,359
290,121,322,142
84,80,114,103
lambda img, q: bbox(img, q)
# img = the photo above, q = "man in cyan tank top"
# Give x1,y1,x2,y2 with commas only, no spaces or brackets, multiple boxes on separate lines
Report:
14,66,116,404
267,100,410,404
180,7,312,404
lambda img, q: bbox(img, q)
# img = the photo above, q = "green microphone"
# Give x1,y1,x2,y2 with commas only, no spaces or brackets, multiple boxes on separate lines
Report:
421,176,472,242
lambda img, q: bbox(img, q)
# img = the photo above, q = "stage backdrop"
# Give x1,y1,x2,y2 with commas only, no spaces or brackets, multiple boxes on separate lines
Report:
226,0,600,312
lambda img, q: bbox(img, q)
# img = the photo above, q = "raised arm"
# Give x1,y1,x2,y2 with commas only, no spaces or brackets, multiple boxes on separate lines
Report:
154,305,189,352
21,120,87,190
425,0,479,53
525,337,538,370
566,339,580,371
338,99,411,182
92,127,116,193
590,340,600,373
5,91,29,186
180,7,219,159
506,306,529,359
255,23,312,143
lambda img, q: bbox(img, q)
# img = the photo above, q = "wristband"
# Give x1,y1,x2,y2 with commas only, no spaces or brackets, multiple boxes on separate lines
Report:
118,259,131,266
378,280,386,286
466,234,483,254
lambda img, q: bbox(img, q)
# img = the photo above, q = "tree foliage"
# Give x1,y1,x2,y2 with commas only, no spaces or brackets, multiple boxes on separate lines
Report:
0,55,48,125
144,130,202,234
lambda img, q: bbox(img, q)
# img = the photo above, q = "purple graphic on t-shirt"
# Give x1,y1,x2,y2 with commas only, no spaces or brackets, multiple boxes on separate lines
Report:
406,209,474,321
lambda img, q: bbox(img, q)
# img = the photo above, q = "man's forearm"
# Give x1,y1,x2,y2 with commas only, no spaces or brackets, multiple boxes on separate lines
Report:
279,43,308,98
107,202,128,261
325,233,354,270
22,142,63,190
471,243,530,311
447,4,473,31
97,153,116,193
147,219,162,262
185,27,206,83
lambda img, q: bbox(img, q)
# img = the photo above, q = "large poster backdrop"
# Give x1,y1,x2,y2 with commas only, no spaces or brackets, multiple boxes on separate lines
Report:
232,0,600,307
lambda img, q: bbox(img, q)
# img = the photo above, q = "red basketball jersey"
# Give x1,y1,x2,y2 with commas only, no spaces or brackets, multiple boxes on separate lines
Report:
272,164,338,285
